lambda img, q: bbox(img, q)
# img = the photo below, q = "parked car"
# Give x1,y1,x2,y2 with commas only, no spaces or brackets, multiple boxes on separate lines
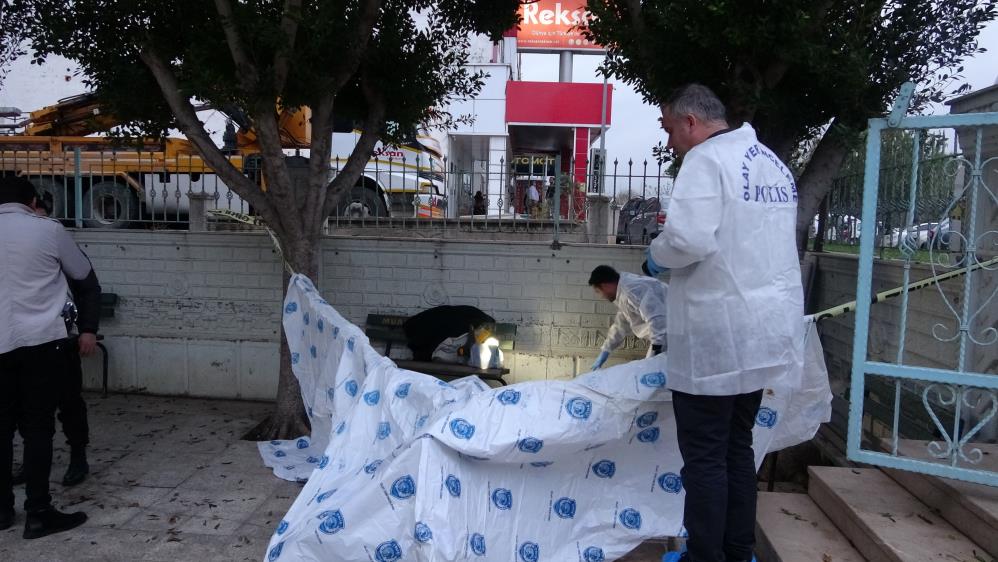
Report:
616,197,663,244
882,222,937,249
928,218,951,249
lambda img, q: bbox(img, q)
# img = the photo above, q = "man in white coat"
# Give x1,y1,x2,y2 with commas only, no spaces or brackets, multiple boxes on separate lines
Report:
647,85,804,562
588,265,668,370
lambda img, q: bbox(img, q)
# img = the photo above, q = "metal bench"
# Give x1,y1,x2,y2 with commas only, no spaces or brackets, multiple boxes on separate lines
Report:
365,313,516,387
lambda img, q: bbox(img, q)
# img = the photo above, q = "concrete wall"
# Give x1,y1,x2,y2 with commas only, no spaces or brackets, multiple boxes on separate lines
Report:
73,230,645,400
809,252,986,395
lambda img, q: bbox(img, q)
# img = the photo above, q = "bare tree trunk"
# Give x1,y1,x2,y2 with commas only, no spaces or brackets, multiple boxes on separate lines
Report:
795,129,851,257
244,230,319,441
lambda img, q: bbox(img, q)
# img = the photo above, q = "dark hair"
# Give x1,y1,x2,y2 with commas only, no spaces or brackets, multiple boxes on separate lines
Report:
588,265,620,286
0,175,38,206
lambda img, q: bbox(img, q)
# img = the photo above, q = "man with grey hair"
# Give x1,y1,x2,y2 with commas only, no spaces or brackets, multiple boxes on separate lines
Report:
648,84,804,562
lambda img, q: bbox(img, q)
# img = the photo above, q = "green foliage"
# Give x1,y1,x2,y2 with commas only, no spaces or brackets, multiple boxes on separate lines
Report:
24,0,520,141
583,0,996,155
0,0,29,90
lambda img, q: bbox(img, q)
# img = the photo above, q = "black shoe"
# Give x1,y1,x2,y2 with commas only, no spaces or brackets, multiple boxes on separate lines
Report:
11,465,26,486
23,507,87,539
62,452,89,487
0,508,13,531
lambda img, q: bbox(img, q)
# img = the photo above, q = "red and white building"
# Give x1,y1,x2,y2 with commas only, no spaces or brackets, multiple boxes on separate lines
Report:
443,0,613,218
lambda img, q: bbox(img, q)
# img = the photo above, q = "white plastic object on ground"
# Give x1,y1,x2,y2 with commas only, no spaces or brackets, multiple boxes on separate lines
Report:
258,274,830,562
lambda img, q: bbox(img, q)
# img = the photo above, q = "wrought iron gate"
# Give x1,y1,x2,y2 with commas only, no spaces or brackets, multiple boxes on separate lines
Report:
847,83,998,486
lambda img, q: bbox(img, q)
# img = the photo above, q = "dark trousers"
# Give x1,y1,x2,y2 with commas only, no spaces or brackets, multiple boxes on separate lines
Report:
1,340,67,513
672,389,764,562
56,338,89,450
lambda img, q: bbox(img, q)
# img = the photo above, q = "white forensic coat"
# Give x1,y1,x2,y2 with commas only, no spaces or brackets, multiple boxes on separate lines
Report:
649,123,804,396
601,272,669,355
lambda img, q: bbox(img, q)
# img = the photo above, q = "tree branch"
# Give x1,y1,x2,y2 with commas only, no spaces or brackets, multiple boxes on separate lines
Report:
272,0,302,95
138,47,280,229
321,75,387,218
214,0,259,91
329,0,383,91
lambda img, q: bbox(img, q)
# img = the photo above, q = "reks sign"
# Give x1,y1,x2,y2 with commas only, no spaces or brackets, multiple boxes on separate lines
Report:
516,0,603,53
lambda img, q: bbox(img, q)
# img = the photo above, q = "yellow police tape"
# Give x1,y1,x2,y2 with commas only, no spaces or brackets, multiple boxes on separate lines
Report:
811,255,998,321
206,209,293,273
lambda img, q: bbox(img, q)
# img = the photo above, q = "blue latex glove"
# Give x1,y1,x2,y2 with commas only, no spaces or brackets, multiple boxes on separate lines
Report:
644,246,668,276
592,351,610,370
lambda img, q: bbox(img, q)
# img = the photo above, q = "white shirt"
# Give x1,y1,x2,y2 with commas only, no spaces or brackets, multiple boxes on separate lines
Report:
649,124,804,395
527,185,540,202
0,203,94,354
601,272,669,353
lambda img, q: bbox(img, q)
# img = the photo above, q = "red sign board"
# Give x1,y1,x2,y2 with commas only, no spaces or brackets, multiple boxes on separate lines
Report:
506,81,612,126
516,0,604,52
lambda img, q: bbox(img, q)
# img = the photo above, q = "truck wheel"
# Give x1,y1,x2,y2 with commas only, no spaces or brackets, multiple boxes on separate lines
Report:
28,177,69,219
83,180,140,228
336,184,388,218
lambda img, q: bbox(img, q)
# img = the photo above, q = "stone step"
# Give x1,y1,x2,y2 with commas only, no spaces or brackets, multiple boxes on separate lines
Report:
884,440,998,559
755,492,866,562
808,466,990,562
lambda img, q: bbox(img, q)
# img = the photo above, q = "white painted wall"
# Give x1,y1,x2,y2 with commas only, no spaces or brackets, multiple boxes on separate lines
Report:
73,230,647,400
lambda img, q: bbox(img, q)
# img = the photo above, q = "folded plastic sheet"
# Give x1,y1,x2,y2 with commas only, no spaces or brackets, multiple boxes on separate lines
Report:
258,274,830,562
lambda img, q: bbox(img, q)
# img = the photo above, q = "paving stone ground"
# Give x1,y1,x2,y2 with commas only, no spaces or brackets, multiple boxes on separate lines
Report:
1,393,674,561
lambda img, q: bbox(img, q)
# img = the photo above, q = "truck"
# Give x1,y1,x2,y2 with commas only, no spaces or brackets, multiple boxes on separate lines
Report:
0,93,447,227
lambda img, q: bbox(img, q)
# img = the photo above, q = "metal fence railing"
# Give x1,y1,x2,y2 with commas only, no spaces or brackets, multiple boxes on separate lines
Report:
811,153,959,260
1,147,675,244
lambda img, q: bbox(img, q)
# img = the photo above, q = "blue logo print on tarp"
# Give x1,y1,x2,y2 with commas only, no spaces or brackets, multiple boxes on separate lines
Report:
347,337,355,352
636,411,658,428
316,489,336,503
377,421,391,440
450,418,476,439
276,520,288,535
333,326,340,339
296,438,309,449
592,459,616,478
565,397,593,420
364,460,382,474
636,427,660,443
583,546,605,562
375,539,402,562
491,488,513,510
390,475,416,500
553,497,576,519
755,407,778,428
303,312,309,325
640,372,667,388
497,389,521,405
658,472,683,494
335,421,347,434
517,437,544,453
619,508,642,530
284,302,297,314
518,541,540,562
469,533,486,556
364,390,381,405
273,450,286,458
530,461,553,468
317,318,324,332
445,474,461,497
415,414,428,429
309,345,317,358
395,383,411,398
326,387,335,401
318,455,329,469
345,380,358,397
291,352,300,365
414,521,433,543
306,456,319,464
317,510,344,534
268,541,284,561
